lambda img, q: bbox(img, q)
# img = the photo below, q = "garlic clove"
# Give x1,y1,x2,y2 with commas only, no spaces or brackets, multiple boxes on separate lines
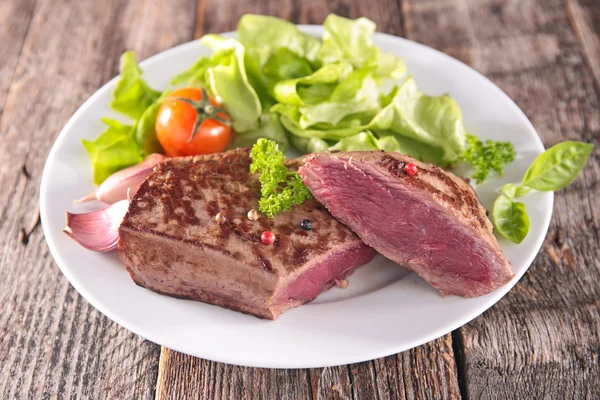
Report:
63,200,129,252
75,153,165,204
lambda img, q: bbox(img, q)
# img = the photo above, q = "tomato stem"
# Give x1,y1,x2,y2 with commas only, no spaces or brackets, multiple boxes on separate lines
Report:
172,88,231,142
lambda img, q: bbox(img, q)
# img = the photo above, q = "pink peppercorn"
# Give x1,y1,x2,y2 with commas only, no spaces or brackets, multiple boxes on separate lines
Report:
404,163,417,176
261,231,276,245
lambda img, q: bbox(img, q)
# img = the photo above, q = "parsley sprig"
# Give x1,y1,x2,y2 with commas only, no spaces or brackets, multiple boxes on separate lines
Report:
250,139,312,217
459,134,516,184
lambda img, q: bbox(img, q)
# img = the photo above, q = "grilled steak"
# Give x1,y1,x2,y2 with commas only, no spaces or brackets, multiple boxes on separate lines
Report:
299,151,514,297
118,148,376,319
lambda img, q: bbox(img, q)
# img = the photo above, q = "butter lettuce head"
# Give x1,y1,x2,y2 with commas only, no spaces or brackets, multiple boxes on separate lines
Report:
169,14,414,153
273,76,467,165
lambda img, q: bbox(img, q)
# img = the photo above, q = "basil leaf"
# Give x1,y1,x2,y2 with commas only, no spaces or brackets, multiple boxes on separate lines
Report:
500,183,516,198
493,195,530,244
521,141,594,191
514,185,532,197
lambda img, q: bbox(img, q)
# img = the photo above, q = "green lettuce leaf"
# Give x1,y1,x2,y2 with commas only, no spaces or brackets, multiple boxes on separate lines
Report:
319,14,405,78
379,131,445,162
370,77,467,163
170,56,213,88
272,68,381,131
237,14,321,64
135,102,164,154
230,113,289,152
277,77,466,163
200,35,262,131
297,83,337,105
82,119,143,184
329,131,401,152
243,47,276,109
273,62,352,106
262,47,313,81
298,71,380,128
278,114,369,140
110,51,161,120
289,135,330,153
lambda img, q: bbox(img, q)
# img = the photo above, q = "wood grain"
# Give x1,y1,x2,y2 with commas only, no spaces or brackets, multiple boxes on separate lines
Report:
0,0,35,115
0,0,196,398
405,0,600,398
157,335,460,400
566,0,600,98
1,0,599,398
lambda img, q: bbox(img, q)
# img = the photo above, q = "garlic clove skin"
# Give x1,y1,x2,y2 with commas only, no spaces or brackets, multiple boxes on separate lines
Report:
75,153,165,204
63,200,129,252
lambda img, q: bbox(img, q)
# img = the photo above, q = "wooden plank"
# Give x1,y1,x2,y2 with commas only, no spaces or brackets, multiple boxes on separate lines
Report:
309,335,460,400
405,0,600,398
157,2,460,400
0,0,35,114
0,0,196,398
566,0,600,99
156,348,313,399
157,335,459,400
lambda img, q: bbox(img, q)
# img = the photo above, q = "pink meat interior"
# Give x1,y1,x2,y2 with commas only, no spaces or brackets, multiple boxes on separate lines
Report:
300,156,512,297
272,243,375,311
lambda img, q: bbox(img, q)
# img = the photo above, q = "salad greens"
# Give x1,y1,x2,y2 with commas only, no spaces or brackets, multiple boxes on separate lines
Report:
250,139,312,217
87,14,514,187
493,141,593,243
82,118,143,184
83,13,594,237
110,51,161,120
173,14,489,170
83,52,163,184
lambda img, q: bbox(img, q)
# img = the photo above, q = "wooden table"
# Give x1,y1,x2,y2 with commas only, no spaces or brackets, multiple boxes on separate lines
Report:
1,0,599,398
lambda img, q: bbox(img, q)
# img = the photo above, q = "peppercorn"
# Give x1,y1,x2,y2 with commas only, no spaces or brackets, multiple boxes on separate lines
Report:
261,231,276,245
247,209,259,221
215,212,227,224
404,162,417,176
300,219,312,231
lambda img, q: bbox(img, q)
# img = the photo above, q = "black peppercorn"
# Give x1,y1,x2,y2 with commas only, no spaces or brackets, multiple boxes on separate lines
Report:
300,219,312,231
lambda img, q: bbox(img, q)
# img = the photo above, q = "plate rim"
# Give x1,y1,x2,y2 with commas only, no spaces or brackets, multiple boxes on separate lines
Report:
40,25,553,368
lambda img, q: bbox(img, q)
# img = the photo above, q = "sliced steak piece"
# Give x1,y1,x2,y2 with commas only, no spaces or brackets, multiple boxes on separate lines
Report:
299,151,514,297
118,148,376,319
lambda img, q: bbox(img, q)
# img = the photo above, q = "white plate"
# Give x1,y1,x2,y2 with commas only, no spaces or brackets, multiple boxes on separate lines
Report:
40,26,553,368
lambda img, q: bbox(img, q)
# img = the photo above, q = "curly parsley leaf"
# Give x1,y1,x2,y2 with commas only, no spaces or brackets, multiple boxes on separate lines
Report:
250,138,312,217
459,134,516,184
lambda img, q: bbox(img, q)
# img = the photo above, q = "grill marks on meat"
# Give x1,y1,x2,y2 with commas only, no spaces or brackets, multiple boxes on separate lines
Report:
299,151,514,298
118,148,376,319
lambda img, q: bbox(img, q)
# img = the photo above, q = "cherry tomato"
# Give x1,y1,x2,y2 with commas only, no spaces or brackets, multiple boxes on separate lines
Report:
155,87,231,157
